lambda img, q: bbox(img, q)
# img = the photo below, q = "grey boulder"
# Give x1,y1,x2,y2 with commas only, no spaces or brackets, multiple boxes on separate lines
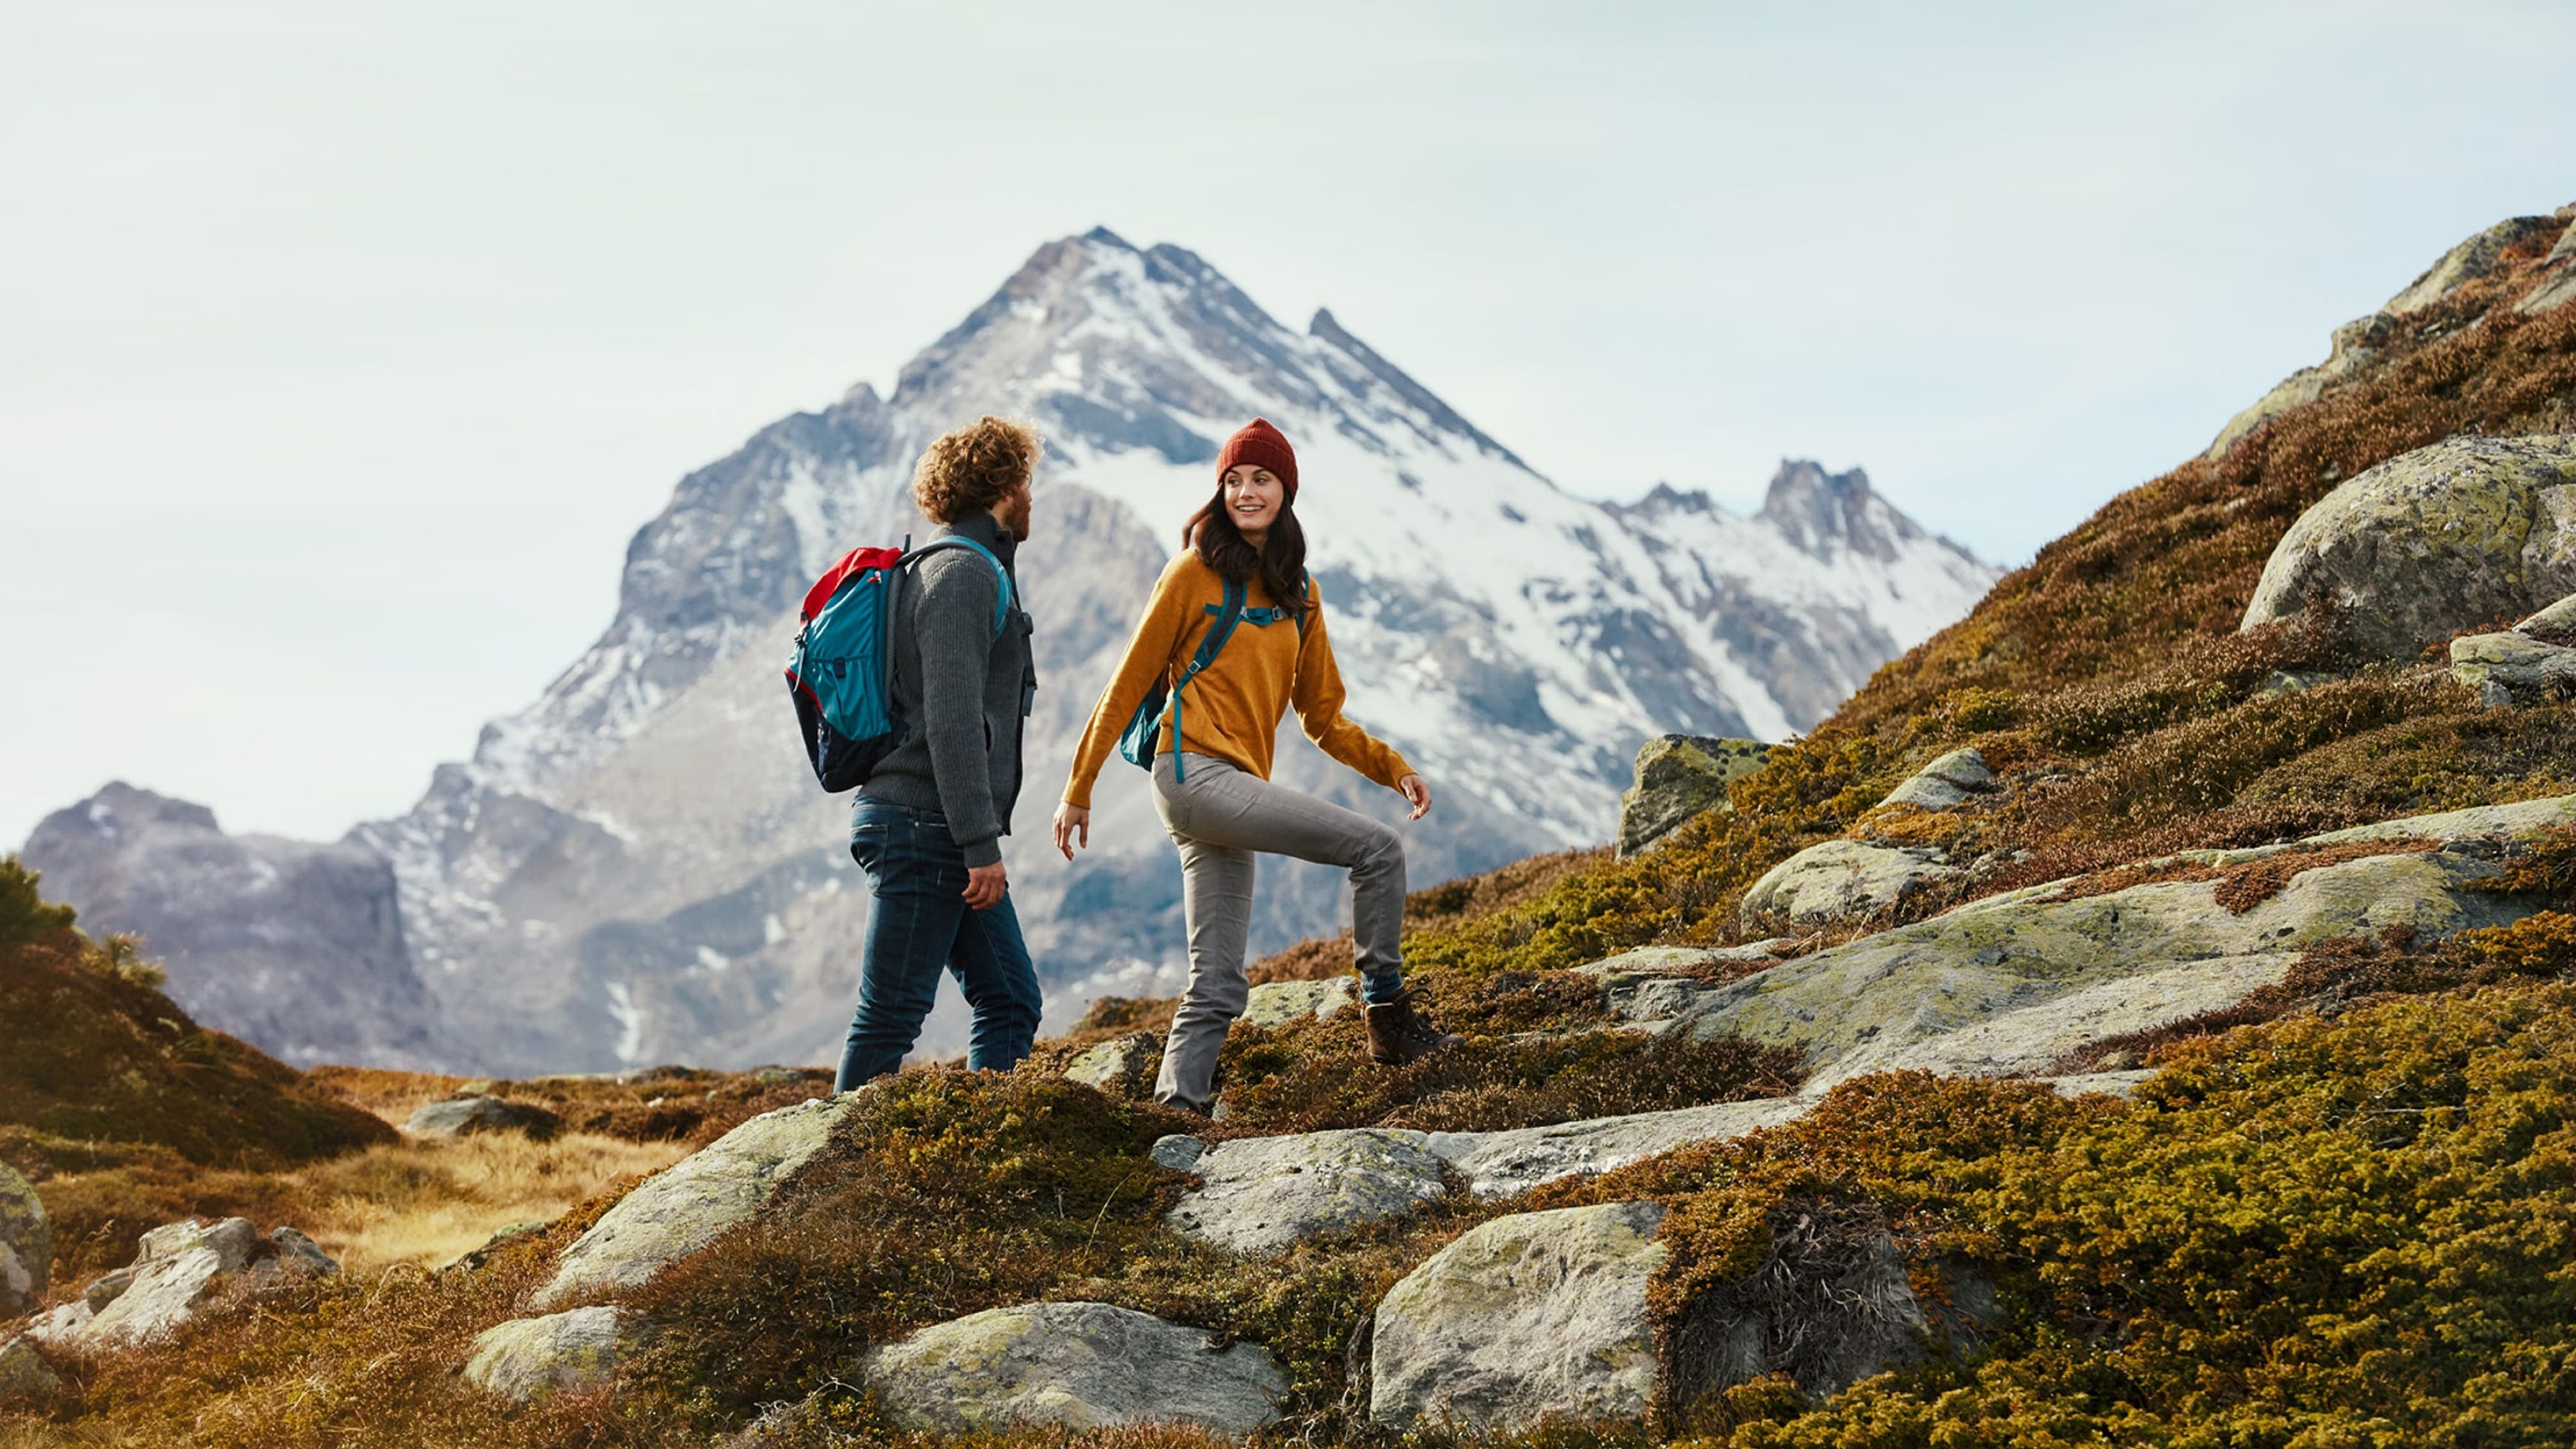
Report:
463,1305,641,1401
2240,435,2576,659
1371,1201,1668,1431
0,1163,48,1318
1168,1129,1447,1255
1240,977,1356,1026
1875,747,1994,812
533,1093,854,1309
1739,839,1963,930
406,1094,564,1140
2451,620,2576,707
1063,1032,1161,1095
863,1301,1287,1434
66,1217,259,1348
0,1334,56,1397
1619,736,1771,857
1428,1098,1807,1200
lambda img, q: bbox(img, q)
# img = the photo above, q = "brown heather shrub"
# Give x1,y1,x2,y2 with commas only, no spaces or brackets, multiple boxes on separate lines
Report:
1213,1010,1801,1137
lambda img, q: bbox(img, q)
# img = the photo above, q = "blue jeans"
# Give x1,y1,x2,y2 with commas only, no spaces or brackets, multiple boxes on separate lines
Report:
835,798,1043,1091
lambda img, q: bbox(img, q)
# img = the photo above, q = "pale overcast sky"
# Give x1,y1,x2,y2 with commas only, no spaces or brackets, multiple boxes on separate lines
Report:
3,1,2572,847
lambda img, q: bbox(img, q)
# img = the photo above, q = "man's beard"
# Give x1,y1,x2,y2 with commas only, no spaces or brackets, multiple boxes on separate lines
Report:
1001,489,1034,540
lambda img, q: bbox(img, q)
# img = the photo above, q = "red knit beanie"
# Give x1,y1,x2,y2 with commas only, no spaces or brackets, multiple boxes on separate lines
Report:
1216,417,1299,500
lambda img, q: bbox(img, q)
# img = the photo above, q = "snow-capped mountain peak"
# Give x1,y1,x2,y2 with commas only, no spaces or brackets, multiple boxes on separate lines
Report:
28,231,2000,1075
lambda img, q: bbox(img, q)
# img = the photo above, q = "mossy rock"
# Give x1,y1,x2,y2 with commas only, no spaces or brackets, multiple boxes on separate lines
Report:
1371,1200,1667,1431
862,1301,1289,1434
462,1305,641,1402
1618,736,1772,857
2241,434,2576,658
0,1163,46,1316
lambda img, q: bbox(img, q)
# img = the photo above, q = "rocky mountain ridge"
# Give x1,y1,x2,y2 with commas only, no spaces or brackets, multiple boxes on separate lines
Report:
23,229,1994,1074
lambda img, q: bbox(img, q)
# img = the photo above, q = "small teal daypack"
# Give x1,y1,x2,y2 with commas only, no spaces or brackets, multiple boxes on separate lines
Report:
1116,573,1305,783
786,535,1011,792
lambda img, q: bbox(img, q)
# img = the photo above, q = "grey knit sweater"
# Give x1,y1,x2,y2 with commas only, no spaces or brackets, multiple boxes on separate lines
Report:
857,511,1036,867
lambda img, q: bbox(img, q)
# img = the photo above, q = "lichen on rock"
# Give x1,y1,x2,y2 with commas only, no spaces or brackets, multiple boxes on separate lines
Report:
1619,735,1772,857
1168,1128,1447,1255
863,1301,1288,1434
533,1093,855,1309
2241,435,2576,658
463,1305,641,1401
1371,1200,1668,1431
0,1163,48,1318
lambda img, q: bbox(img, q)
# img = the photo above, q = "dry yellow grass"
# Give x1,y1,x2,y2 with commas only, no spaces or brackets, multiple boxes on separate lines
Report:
277,1130,688,1270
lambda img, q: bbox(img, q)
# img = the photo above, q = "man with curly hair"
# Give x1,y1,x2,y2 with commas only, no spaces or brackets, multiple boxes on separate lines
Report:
836,416,1046,1090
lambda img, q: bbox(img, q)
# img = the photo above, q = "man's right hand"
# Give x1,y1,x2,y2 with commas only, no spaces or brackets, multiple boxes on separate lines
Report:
1053,802,1091,860
963,861,1007,911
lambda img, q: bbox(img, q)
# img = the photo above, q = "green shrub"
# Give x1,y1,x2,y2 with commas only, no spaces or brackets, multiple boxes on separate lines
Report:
0,855,75,949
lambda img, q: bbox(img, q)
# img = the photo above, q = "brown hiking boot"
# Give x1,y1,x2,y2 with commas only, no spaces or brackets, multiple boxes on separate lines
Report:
1364,989,1462,1066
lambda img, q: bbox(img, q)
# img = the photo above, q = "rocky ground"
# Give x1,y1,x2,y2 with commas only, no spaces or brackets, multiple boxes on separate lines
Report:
4,204,2576,1448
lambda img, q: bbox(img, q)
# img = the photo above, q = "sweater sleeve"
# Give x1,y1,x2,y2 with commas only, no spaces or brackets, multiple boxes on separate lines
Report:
1062,556,1197,810
913,551,1006,866
1291,586,1415,791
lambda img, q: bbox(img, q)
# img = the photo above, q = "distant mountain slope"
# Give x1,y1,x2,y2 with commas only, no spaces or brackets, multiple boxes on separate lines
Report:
23,229,1996,1074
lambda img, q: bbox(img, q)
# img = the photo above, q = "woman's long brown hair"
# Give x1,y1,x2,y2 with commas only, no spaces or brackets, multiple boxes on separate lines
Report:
1184,484,1309,621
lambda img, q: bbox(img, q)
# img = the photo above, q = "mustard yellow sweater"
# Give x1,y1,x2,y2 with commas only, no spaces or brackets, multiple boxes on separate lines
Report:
1063,553,1413,809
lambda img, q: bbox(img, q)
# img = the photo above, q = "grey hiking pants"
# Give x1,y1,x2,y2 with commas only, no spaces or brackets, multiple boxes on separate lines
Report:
1150,751,1408,1112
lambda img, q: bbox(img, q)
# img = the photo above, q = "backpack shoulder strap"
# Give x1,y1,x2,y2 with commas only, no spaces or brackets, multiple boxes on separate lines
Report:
904,536,1013,638
1162,578,1245,785
1189,578,1247,676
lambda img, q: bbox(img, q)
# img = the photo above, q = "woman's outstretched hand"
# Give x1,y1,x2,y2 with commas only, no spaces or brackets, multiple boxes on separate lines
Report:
1053,802,1091,860
1397,774,1432,821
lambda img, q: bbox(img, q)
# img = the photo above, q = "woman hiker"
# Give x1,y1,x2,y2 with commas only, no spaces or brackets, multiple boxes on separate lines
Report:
1053,417,1459,1115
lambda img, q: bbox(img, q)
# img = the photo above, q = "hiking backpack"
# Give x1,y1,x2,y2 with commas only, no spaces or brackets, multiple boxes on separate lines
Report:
1116,572,1305,784
786,536,1012,792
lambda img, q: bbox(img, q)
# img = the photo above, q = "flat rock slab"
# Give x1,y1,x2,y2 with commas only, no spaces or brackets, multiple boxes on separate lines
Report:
464,1305,639,1401
865,1301,1287,1434
1687,845,2528,1086
1241,977,1356,1027
1428,1097,1808,1199
1169,1129,1446,1255
0,1164,48,1318
1572,942,1792,979
1372,1201,1668,1431
533,1093,854,1309
2309,792,2576,847
1807,953,2298,1093
1740,839,1962,930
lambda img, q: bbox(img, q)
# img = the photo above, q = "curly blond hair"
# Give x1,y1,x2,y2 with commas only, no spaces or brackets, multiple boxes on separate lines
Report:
912,416,1042,524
